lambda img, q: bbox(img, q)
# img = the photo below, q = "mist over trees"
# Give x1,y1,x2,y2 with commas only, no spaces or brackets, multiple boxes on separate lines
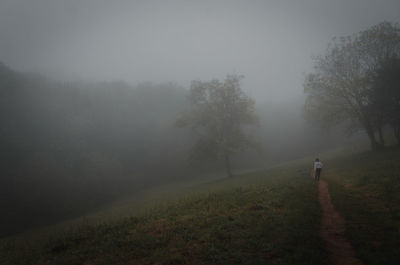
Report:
303,22,400,150
0,61,356,237
176,75,258,177
0,62,192,236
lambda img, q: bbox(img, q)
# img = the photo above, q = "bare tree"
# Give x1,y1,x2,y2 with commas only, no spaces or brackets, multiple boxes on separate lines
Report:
177,74,258,177
303,22,400,150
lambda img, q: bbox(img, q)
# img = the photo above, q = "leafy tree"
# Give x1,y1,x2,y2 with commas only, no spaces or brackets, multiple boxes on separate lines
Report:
303,22,400,150
177,75,258,177
371,57,400,144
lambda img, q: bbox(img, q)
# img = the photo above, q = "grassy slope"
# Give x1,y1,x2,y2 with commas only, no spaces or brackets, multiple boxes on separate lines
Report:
3,144,399,265
1,160,328,265
324,146,400,265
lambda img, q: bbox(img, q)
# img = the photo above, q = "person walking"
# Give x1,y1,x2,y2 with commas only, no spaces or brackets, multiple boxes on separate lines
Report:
314,158,323,181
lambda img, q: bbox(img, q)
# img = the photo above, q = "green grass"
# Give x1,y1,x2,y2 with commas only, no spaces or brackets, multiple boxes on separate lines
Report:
323,146,400,265
0,160,328,265
4,144,399,265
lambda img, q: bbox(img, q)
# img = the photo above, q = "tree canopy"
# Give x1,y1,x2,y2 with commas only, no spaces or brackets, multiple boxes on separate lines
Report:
177,74,258,177
303,21,400,149
371,57,400,144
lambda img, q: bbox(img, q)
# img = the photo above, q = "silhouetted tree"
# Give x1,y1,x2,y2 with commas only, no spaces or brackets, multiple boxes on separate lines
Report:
371,57,400,144
177,75,258,177
303,22,400,150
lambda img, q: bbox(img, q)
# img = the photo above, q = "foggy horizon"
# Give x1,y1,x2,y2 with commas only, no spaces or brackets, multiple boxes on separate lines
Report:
2,2,400,263
1,0,399,102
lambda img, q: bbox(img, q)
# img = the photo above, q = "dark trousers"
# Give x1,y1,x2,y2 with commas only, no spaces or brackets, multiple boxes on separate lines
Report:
315,168,322,180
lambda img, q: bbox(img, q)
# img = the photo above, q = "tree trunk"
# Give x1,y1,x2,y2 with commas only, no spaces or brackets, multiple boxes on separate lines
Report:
224,153,233,178
393,124,400,145
377,126,385,147
365,125,380,150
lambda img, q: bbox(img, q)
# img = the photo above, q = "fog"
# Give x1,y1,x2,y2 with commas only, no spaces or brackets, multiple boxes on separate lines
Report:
1,0,399,237
1,0,399,101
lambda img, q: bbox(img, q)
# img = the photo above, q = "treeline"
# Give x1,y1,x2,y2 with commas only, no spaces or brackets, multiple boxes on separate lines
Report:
0,61,353,237
0,62,193,237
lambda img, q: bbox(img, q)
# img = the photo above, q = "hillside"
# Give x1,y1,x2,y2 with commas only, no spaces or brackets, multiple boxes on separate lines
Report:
324,146,400,265
1,156,327,265
1,146,399,264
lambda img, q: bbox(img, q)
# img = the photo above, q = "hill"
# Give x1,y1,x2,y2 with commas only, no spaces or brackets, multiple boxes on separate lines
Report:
2,153,329,265
2,145,400,264
323,146,400,265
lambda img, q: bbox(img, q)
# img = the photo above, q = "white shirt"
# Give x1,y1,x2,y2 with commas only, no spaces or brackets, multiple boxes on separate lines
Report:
314,161,323,169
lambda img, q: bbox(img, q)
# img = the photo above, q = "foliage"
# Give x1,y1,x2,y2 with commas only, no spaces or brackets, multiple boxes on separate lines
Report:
371,57,400,144
177,74,258,177
303,21,400,150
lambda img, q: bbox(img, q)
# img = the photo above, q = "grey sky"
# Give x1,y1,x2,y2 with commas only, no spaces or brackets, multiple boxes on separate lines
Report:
1,0,399,101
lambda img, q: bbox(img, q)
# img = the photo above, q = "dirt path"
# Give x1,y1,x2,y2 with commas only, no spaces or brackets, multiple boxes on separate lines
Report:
318,180,363,265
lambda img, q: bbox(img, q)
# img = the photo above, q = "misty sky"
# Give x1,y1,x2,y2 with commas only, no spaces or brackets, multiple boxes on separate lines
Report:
1,0,399,102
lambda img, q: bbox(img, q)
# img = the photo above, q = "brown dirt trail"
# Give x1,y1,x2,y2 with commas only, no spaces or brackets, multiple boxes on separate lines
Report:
318,180,363,265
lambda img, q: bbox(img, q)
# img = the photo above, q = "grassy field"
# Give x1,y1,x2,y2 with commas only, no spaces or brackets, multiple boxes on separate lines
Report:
1,144,399,265
323,146,400,265
1,158,329,265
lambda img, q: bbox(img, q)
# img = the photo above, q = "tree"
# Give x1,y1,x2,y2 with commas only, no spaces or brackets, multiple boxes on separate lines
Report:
303,22,400,150
371,57,400,144
177,74,258,177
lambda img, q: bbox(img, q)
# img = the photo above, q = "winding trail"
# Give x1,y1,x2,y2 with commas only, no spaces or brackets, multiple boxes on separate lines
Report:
318,180,363,265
